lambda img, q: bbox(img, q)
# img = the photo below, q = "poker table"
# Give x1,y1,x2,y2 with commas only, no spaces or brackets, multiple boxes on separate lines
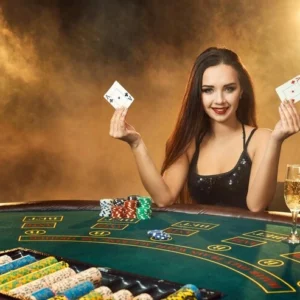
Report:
0,200,299,300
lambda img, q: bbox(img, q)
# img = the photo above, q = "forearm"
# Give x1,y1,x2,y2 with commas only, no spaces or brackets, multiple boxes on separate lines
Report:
130,140,175,207
247,137,283,212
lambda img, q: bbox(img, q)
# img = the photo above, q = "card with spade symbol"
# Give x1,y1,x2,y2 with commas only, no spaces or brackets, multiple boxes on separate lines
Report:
104,81,135,109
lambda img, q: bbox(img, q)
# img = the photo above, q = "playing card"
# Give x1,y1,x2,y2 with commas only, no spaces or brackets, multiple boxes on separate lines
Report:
104,81,134,109
275,75,300,103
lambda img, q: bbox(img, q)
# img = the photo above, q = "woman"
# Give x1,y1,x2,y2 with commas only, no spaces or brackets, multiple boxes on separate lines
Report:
109,47,300,212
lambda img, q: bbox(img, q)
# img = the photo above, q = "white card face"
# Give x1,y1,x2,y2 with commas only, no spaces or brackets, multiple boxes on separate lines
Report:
104,81,134,109
275,75,300,103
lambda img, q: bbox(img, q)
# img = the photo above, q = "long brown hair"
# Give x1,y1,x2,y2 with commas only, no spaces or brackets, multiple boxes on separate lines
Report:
161,47,257,203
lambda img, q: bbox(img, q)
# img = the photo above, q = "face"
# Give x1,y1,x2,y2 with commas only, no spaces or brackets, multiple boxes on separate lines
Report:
201,64,242,123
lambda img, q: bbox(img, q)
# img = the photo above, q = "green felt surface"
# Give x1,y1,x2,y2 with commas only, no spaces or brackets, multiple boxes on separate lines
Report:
0,210,299,299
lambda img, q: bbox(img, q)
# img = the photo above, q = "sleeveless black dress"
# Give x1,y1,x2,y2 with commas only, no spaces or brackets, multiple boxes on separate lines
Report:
187,124,257,209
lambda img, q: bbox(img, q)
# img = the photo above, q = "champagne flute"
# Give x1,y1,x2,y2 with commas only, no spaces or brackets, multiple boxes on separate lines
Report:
284,164,300,244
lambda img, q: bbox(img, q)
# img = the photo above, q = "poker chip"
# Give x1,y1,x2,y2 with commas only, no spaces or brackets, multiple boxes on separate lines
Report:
0,261,69,292
0,255,36,275
136,196,152,220
79,285,113,299
127,195,139,200
48,296,68,300
183,284,201,300
113,198,126,206
133,293,153,300
111,206,125,218
147,230,171,240
100,195,153,220
50,267,101,294
0,255,12,266
93,285,112,296
113,289,133,300
9,268,76,298
30,287,55,300
147,230,162,236
124,200,137,219
0,256,58,285
164,284,201,300
99,199,114,217
58,281,95,300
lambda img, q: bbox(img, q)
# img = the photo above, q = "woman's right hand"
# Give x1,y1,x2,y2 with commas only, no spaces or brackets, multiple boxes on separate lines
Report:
109,107,141,148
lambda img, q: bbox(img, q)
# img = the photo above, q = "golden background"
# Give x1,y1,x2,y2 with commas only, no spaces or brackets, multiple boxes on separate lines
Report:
0,0,299,202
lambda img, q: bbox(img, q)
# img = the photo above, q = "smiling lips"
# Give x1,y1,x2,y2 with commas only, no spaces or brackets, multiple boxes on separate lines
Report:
211,107,229,115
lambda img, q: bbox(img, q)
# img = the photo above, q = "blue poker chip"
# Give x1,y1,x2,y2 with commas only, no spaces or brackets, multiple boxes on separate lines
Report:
148,229,171,240
147,229,163,236
182,284,201,300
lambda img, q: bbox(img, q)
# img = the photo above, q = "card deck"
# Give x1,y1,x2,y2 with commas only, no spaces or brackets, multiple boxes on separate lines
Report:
104,81,134,109
275,75,300,103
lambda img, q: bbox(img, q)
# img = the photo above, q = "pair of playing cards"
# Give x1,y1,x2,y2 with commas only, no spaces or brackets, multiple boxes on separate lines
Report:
104,81,134,109
276,75,300,103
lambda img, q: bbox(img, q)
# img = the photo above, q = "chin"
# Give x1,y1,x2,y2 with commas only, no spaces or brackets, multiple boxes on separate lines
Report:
208,114,232,123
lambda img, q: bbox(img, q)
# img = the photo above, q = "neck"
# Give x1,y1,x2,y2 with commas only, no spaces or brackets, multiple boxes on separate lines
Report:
208,118,242,140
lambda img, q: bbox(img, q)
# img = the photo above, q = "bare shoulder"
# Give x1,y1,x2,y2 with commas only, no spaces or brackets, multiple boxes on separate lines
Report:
245,126,272,158
252,127,272,140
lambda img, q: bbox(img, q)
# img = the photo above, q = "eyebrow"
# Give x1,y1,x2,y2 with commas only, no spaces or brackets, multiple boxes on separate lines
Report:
202,83,237,88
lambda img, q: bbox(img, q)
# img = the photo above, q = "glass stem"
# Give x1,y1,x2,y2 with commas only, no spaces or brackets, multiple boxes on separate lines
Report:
291,211,299,237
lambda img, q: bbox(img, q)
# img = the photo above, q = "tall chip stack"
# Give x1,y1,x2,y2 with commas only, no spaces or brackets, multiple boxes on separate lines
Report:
136,196,152,220
99,199,114,217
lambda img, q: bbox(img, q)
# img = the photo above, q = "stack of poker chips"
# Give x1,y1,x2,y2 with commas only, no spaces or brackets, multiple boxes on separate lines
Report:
99,199,114,217
99,195,152,220
0,255,12,265
9,268,76,298
0,255,36,275
0,261,69,292
79,285,153,300
123,195,138,218
136,196,152,220
163,284,201,300
79,285,113,299
30,287,55,299
111,198,126,218
8,267,102,300
0,257,58,285
49,281,95,300
49,267,101,294
147,230,171,241
0,254,198,300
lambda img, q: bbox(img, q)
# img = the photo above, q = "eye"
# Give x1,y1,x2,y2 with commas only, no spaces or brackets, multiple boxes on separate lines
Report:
202,88,214,94
225,86,236,93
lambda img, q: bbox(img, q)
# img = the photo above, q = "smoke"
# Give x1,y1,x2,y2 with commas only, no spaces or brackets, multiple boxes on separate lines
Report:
0,0,299,202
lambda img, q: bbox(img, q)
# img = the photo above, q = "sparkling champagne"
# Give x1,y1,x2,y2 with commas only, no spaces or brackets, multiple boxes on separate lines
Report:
284,179,300,211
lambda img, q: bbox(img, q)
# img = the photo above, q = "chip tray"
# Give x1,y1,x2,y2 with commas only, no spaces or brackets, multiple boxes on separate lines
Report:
0,248,223,300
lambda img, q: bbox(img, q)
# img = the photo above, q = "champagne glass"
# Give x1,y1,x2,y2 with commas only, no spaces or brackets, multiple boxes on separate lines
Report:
284,164,300,244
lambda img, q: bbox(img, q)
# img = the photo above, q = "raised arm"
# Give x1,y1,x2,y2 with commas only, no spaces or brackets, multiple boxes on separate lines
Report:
247,100,300,212
109,108,190,207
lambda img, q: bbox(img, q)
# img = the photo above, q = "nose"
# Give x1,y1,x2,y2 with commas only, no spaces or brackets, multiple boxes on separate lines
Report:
214,91,226,105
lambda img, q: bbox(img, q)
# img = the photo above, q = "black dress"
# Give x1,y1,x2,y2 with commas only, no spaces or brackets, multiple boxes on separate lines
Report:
187,124,257,209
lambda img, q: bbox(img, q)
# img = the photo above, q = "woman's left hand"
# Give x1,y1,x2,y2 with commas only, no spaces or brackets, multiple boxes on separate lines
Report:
271,100,300,142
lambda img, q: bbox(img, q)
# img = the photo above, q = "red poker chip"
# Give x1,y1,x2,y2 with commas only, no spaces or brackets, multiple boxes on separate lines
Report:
111,206,124,218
